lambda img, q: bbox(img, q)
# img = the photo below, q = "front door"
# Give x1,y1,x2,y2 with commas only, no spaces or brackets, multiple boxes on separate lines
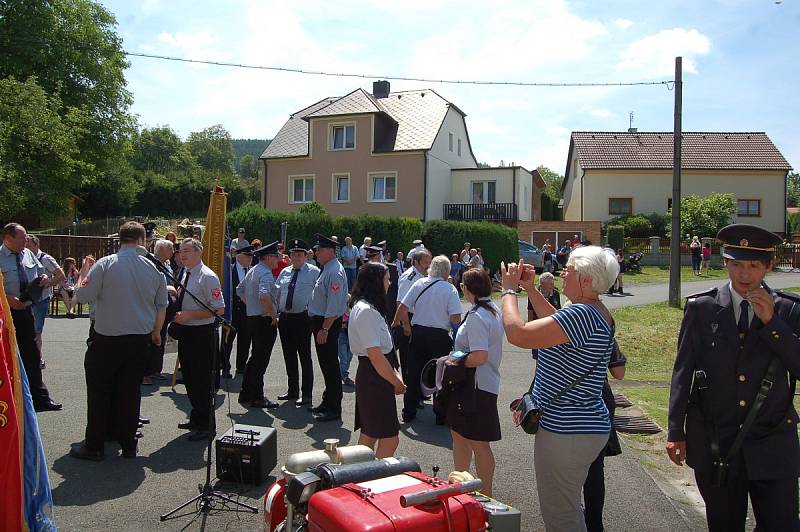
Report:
472,181,496,204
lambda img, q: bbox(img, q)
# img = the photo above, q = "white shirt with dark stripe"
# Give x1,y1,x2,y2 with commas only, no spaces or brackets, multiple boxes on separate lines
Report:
533,304,612,434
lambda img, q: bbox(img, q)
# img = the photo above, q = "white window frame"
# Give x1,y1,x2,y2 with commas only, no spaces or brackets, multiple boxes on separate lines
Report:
457,138,462,157
470,180,497,204
332,173,350,203
328,122,356,151
449,132,454,152
368,172,398,203
288,174,315,204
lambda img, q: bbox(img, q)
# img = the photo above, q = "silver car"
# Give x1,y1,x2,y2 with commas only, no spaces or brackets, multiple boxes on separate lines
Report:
518,240,543,269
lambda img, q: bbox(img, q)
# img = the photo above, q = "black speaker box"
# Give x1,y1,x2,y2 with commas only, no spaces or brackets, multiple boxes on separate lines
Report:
215,424,277,485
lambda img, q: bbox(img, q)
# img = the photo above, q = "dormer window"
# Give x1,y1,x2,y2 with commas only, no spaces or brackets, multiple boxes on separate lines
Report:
330,123,355,150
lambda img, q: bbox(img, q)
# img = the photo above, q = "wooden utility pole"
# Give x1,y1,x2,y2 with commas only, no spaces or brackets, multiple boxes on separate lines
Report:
669,57,683,308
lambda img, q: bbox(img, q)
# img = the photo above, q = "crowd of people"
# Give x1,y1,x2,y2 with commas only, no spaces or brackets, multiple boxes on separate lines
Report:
4,220,798,532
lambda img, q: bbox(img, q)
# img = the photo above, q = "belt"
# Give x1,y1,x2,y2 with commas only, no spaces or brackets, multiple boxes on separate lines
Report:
412,324,451,333
280,310,308,317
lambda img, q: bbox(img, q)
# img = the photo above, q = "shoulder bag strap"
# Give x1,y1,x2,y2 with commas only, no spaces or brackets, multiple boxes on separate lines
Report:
413,278,442,307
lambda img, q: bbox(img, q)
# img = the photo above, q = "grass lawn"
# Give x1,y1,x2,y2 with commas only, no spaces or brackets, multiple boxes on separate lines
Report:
623,265,729,285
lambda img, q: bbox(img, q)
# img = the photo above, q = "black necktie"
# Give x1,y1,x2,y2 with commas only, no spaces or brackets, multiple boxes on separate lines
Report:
285,269,300,311
13,251,29,293
176,270,191,310
738,300,750,341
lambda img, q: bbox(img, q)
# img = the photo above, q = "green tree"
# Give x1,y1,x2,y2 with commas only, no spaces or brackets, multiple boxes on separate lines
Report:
668,193,735,239
131,126,196,173
0,77,89,223
537,165,564,202
238,154,259,179
0,0,134,178
186,124,235,174
788,171,799,208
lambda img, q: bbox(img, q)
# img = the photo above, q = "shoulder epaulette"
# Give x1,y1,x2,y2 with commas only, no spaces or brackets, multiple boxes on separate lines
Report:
685,287,718,304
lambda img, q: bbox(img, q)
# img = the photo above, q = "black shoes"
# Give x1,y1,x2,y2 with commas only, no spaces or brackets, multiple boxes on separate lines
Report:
178,420,195,430
121,448,137,459
402,413,416,423
342,377,355,387
308,404,327,414
139,416,150,424
69,443,104,462
313,412,341,422
278,392,298,401
295,397,311,407
35,400,62,412
250,398,279,409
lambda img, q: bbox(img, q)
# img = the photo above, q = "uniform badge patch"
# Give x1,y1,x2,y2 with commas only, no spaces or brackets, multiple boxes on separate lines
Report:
711,323,718,334
330,282,341,293
212,288,222,299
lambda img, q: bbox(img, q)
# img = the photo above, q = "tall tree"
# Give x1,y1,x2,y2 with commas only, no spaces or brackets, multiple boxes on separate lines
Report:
131,127,196,174
788,171,799,208
186,124,235,174
238,154,259,179
0,0,134,178
537,165,564,201
0,77,89,222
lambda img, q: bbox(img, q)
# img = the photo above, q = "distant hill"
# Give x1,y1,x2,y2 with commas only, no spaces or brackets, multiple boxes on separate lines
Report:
232,138,271,172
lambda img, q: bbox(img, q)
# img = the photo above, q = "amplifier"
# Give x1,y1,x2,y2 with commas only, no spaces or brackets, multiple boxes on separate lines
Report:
215,424,277,485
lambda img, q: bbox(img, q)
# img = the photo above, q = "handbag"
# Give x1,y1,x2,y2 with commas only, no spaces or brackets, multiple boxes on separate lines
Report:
167,321,189,341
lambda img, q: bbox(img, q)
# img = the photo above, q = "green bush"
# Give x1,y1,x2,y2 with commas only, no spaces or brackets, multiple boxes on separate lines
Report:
644,212,670,238
604,214,651,238
607,225,625,251
788,211,800,234
421,220,517,271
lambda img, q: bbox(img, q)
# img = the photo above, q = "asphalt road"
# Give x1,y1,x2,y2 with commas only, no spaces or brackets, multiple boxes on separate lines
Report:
39,273,800,531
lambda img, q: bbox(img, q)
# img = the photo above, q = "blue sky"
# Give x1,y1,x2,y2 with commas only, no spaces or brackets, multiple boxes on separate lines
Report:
104,0,798,174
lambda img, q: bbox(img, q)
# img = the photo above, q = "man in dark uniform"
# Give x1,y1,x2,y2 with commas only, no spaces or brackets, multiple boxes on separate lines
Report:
307,234,348,422
275,239,319,406
376,240,399,320
225,244,253,375
667,223,800,531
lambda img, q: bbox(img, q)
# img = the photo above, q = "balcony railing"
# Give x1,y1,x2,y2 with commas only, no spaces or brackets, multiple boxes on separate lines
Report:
443,202,518,224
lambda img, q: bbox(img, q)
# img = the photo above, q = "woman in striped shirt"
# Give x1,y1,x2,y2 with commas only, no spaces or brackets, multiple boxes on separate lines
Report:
500,246,620,532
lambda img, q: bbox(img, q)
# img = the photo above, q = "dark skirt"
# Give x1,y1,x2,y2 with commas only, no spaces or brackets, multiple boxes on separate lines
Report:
447,388,501,442
354,350,400,439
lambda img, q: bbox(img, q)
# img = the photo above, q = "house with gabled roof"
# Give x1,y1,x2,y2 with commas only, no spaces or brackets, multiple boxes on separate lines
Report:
260,81,542,223
560,130,793,233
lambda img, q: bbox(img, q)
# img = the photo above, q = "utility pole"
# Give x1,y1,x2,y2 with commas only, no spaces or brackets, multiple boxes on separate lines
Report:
668,57,683,308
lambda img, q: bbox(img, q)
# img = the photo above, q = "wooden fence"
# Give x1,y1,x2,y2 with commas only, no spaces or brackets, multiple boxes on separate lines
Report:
37,235,118,264
776,244,800,270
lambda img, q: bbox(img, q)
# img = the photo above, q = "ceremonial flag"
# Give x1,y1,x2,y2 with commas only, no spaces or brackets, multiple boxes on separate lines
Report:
201,182,228,282
0,271,56,531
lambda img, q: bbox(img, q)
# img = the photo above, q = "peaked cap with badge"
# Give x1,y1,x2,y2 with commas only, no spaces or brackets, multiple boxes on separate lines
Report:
252,240,281,259
716,223,782,261
313,233,341,249
287,238,309,253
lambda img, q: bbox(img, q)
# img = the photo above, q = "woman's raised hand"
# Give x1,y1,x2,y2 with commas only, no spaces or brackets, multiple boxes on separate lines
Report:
500,259,522,291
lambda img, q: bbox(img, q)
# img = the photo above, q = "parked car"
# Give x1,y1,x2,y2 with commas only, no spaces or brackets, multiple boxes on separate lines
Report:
518,240,543,269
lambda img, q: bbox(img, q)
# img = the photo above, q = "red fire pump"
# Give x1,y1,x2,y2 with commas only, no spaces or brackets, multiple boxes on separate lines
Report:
265,441,520,532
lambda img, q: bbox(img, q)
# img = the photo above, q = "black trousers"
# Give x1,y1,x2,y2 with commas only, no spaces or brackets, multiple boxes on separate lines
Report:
145,321,167,377
240,316,277,402
278,311,313,398
695,466,800,532
224,303,251,373
10,308,51,405
402,325,452,418
84,332,150,452
583,451,606,532
392,310,413,386
311,316,342,415
177,324,217,430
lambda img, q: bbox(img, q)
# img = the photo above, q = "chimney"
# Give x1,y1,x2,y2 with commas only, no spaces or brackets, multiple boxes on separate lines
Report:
628,127,638,134
373,80,390,99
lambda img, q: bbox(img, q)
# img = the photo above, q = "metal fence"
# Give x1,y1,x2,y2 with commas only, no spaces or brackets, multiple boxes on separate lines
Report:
621,237,722,255
776,244,800,270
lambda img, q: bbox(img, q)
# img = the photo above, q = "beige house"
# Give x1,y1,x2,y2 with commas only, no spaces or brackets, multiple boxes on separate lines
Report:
561,131,792,233
260,81,541,222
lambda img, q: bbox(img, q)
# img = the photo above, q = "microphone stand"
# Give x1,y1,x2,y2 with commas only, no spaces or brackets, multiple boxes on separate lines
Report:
148,258,258,520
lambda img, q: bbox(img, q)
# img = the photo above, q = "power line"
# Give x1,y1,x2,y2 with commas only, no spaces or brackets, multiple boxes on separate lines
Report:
124,51,674,88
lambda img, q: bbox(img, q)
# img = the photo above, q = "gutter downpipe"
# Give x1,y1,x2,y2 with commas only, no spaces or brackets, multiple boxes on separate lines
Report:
580,169,585,222
263,160,268,208
423,153,429,221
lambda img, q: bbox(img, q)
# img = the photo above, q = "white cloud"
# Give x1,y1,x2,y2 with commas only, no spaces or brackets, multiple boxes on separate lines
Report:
590,108,611,117
614,18,633,30
617,28,711,77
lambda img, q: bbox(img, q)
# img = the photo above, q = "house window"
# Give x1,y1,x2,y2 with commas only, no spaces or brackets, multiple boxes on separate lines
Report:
737,199,761,217
330,124,355,150
608,197,632,215
369,173,397,202
333,174,349,202
457,138,462,157
449,133,454,152
472,181,496,204
289,175,314,203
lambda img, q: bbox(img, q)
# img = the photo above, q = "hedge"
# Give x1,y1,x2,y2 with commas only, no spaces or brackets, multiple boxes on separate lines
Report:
607,225,625,251
421,219,518,271
228,203,518,271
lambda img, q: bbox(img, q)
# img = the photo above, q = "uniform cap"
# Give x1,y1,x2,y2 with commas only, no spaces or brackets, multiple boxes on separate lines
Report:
234,245,254,255
253,240,281,258
313,233,341,249
412,239,423,245
365,245,384,257
376,240,387,249
717,224,781,261
287,238,309,252
420,358,438,396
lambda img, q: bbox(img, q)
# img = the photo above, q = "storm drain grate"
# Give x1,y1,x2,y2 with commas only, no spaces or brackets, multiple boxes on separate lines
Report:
614,414,662,435
613,394,633,408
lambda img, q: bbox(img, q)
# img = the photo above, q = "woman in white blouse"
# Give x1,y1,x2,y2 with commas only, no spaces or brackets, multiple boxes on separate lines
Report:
349,262,407,458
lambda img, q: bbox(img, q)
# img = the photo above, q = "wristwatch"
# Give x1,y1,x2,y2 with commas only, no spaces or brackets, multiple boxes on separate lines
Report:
501,289,517,297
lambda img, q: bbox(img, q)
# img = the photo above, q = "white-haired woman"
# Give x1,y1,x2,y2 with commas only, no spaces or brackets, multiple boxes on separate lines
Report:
500,246,619,532
393,255,462,423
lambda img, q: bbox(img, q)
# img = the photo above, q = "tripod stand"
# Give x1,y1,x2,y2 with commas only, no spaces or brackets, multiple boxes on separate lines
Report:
146,256,258,520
